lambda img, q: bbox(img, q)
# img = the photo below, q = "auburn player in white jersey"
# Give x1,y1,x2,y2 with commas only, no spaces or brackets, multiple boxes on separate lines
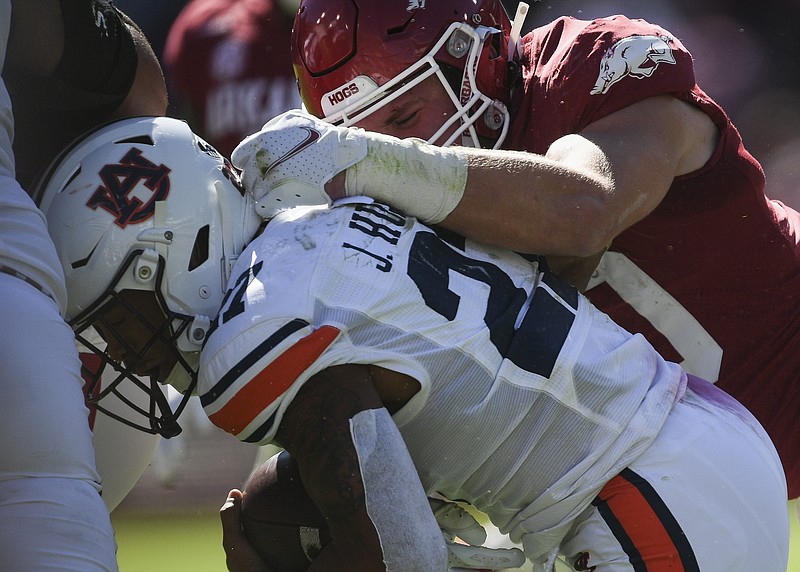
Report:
38,116,788,571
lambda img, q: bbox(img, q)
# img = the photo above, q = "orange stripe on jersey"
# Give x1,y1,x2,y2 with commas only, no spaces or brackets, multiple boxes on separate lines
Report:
208,325,341,435
592,468,699,571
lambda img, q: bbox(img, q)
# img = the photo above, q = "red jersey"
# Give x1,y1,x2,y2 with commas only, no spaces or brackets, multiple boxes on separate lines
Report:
508,15,800,497
163,0,302,157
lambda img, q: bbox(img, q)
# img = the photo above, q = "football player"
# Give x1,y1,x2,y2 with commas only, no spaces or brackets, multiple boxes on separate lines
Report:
0,2,167,568
163,0,303,158
38,115,788,571
235,0,800,501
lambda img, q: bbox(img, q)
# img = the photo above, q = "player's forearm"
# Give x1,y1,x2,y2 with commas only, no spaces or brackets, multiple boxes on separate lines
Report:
277,366,446,571
330,135,617,257
439,148,617,257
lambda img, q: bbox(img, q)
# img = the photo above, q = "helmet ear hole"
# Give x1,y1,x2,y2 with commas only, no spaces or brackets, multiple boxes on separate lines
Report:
188,224,210,271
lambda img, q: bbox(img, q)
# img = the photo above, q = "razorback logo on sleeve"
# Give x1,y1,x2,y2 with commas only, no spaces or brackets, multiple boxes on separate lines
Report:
591,35,676,95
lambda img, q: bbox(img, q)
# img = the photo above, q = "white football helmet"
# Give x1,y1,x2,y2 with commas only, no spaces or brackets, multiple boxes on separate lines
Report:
36,116,262,437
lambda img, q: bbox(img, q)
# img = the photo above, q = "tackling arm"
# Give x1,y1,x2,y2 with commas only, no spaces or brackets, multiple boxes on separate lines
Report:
275,364,448,571
443,95,717,257
234,96,715,261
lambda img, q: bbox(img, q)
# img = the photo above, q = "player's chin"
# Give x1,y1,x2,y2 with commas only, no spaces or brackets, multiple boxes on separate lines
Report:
140,356,178,385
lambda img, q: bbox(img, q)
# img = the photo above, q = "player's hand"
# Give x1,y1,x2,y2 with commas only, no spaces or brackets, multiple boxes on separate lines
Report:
231,110,367,219
429,498,527,570
220,489,274,572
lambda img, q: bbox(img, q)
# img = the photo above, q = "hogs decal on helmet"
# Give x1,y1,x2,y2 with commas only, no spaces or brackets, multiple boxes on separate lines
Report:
291,0,528,148
36,116,262,437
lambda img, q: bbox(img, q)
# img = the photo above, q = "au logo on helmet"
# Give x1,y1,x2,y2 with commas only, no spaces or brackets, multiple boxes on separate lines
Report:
86,147,172,228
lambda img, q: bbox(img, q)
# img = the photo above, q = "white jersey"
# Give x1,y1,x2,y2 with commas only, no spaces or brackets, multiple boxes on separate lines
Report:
199,200,684,547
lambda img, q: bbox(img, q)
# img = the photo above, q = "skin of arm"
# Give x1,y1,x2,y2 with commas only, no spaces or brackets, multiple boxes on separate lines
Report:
327,94,718,259
112,11,168,118
7,1,167,118
220,364,422,572
440,95,718,257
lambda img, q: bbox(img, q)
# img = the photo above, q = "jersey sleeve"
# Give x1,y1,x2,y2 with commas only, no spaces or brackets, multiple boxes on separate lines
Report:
199,317,342,444
199,200,526,445
518,15,696,145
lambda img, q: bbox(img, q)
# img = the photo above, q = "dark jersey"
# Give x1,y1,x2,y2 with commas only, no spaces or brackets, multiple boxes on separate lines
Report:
508,15,800,496
5,0,138,191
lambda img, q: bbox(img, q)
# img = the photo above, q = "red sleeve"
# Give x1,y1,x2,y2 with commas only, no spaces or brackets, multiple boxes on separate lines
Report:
162,0,219,96
509,15,696,152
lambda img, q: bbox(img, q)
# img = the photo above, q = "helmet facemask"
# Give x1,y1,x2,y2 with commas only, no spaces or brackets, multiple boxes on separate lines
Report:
293,0,529,149
70,250,201,438
323,22,510,149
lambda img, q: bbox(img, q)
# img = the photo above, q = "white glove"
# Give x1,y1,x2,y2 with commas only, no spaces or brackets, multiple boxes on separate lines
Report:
429,498,527,570
231,109,367,219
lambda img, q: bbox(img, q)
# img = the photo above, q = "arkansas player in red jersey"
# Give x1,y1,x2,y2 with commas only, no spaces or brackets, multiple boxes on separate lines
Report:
234,0,800,500
504,15,800,498
163,0,303,158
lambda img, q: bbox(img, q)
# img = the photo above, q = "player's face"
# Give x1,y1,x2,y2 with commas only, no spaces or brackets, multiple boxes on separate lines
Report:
354,75,457,145
94,290,178,383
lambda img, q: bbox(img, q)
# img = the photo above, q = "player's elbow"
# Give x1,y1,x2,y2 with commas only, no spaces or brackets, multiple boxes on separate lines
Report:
544,200,619,257
571,217,618,256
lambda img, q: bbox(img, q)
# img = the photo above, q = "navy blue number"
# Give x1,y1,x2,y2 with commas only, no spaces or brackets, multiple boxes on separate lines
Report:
208,261,264,339
407,232,577,377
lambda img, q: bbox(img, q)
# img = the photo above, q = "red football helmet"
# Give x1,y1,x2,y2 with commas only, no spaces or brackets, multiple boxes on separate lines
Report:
291,0,528,149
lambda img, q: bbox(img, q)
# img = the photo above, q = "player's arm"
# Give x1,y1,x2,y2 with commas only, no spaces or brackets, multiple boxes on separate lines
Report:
111,8,169,118
7,0,166,117
274,364,447,571
235,94,716,261
440,94,718,257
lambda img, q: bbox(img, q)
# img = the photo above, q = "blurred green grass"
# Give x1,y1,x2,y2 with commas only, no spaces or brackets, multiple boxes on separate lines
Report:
113,501,800,571
113,511,227,571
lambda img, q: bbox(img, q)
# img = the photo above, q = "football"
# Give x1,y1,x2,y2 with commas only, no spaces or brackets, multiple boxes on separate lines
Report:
240,451,332,572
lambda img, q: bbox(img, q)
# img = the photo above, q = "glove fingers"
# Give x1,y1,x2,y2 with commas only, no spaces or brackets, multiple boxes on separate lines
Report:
432,501,488,545
231,109,364,218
